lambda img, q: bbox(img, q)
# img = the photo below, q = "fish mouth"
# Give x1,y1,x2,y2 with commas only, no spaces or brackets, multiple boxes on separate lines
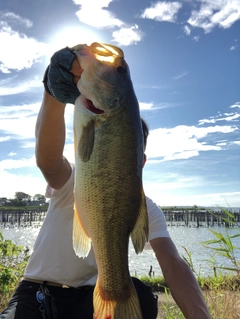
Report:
85,98,105,114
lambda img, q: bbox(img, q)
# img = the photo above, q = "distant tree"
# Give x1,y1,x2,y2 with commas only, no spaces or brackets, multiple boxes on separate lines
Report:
14,192,31,202
9,198,25,206
33,194,46,202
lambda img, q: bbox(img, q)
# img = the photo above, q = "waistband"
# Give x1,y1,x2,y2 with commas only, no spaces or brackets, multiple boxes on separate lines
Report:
23,277,70,288
23,277,94,290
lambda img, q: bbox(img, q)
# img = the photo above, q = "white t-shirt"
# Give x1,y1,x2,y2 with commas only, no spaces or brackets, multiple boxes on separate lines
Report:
25,166,169,287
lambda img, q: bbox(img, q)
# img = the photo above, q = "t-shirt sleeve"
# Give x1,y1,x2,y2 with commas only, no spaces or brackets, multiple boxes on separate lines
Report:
146,196,170,242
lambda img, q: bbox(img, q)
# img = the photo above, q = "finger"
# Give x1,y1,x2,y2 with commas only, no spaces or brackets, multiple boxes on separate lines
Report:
70,58,84,77
73,75,80,85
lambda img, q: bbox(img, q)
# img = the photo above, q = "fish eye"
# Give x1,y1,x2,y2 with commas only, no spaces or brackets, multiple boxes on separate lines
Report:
116,65,127,74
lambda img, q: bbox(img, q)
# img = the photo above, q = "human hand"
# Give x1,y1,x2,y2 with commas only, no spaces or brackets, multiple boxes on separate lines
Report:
43,46,84,104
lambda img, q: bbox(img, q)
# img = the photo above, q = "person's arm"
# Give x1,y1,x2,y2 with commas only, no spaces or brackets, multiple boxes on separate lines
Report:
35,91,72,189
36,49,83,189
150,237,211,319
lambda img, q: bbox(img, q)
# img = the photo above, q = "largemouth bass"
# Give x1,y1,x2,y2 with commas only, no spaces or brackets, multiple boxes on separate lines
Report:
72,42,148,319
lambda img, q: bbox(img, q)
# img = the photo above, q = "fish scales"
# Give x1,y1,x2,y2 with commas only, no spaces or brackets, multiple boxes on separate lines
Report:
72,43,149,319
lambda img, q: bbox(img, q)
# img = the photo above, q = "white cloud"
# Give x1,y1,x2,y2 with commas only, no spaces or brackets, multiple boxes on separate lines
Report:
22,142,36,149
0,156,42,199
216,141,227,146
72,0,145,46
140,101,179,111
0,136,10,142
199,104,240,125
183,25,191,35
199,113,240,125
0,157,36,170
188,0,240,33
140,1,182,22
144,173,205,190
146,124,238,160
173,71,188,80
233,141,240,145
143,166,240,207
0,11,33,28
73,0,112,7
112,25,144,46
0,77,42,95
140,102,154,110
8,152,16,156
0,103,40,139
0,169,46,199
193,36,200,42
144,177,240,206
0,21,47,73
230,102,240,109
63,143,75,164
186,191,240,207
73,0,123,28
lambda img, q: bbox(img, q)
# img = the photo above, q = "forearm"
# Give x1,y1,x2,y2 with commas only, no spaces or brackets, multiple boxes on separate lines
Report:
150,237,211,319
35,91,71,188
163,258,211,319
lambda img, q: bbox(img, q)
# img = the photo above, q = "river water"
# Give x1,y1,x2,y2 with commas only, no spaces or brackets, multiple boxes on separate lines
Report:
1,224,239,277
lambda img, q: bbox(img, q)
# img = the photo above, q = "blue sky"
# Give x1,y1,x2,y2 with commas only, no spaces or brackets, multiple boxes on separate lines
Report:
0,0,239,207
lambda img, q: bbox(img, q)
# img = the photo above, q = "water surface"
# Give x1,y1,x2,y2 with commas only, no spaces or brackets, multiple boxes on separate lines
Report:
1,224,239,277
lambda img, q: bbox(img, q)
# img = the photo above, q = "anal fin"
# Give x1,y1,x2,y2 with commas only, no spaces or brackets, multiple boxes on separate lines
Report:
131,188,149,254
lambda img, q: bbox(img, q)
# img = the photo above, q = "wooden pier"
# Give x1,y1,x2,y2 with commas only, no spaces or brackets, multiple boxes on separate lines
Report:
0,208,239,228
0,209,46,227
163,209,240,227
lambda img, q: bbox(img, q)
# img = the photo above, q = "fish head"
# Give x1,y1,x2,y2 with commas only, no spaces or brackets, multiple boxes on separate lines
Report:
73,42,133,117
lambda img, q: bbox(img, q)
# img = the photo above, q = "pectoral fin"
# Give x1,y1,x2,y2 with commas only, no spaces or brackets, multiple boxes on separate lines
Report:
131,188,149,254
73,204,91,257
78,119,95,162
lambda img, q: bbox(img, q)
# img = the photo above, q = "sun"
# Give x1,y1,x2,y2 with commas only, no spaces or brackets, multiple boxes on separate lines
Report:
48,26,103,53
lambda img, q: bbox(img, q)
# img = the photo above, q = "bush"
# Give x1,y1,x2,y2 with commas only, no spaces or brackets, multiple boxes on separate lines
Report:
0,230,29,310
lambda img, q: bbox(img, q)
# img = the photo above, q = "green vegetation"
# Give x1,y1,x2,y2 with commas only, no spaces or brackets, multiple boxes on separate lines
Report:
0,231,29,310
0,192,47,208
201,209,240,276
0,205,48,211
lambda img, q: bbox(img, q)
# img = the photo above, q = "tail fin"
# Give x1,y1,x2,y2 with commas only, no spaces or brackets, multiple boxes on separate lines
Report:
93,279,143,319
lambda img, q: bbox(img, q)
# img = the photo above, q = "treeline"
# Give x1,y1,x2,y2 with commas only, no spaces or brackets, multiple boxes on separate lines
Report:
0,192,46,207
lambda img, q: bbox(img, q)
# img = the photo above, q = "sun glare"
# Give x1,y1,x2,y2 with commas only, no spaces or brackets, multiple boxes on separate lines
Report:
49,26,102,53
93,44,123,63
94,54,115,63
101,44,119,56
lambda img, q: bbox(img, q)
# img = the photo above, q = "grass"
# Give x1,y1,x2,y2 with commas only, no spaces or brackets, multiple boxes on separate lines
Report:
203,289,240,319
137,275,240,319
155,288,240,319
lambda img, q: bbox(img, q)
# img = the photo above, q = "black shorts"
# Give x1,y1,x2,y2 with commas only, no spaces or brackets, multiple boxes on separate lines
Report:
0,277,158,319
